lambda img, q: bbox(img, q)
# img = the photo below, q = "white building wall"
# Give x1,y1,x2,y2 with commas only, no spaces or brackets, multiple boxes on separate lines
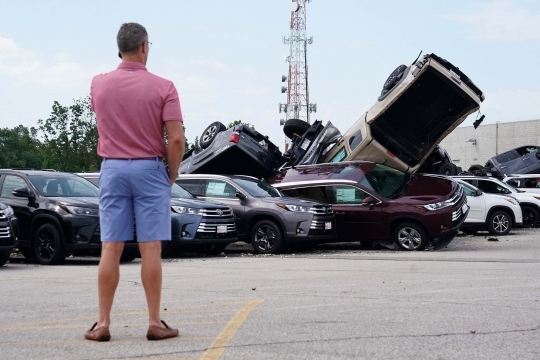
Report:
440,119,540,170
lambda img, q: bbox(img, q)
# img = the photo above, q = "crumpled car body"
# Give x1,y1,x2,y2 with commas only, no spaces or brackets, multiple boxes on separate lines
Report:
321,53,485,173
484,145,540,178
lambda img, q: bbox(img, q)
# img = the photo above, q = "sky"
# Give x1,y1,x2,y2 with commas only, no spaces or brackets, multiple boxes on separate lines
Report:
0,0,539,150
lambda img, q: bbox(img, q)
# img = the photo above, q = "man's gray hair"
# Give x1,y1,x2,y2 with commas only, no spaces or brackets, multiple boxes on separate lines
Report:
117,23,148,55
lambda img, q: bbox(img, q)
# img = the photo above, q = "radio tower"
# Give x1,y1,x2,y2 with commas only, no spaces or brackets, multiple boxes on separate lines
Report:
279,0,316,140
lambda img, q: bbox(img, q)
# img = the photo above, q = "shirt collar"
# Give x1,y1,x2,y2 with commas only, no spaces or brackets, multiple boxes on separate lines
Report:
117,62,147,71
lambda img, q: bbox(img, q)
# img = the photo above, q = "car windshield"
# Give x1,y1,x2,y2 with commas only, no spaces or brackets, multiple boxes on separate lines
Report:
171,184,194,198
232,178,282,198
28,174,99,197
359,164,408,199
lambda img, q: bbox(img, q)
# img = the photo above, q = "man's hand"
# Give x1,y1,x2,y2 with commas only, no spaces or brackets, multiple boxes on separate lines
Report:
165,121,185,186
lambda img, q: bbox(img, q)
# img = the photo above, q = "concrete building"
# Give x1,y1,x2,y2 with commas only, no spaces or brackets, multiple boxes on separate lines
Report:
440,119,540,171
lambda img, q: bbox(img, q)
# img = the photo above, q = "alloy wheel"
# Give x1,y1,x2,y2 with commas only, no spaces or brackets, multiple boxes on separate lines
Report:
492,214,509,233
397,227,422,250
253,225,277,251
202,126,217,143
36,227,56,260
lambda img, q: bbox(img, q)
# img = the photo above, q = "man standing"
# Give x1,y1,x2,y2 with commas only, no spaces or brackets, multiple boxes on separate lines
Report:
85,23,185,341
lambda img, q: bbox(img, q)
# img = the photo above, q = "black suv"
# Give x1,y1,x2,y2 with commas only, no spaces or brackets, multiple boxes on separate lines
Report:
0,202,18,267
176,175,337,254
0,170,137,265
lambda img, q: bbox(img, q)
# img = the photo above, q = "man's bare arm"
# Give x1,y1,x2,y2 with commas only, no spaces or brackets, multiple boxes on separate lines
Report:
165,121,185,185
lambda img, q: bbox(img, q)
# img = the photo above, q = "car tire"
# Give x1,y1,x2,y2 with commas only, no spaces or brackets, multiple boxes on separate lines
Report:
0,252,10,267
379,65,407,100
200,122,226,149
393,222,429,251
439,163,458,176
487,210,512,236
120,251,138,263
468,164,484,173
521,206,540,227
283,119,310,140
250,220,284,254
33,223,66,265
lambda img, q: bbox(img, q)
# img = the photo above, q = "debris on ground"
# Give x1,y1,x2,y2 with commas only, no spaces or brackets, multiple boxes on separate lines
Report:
488,238,499,242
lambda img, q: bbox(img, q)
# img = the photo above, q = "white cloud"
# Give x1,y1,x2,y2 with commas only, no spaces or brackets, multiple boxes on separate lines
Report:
446,1,540,41
0,36,109,89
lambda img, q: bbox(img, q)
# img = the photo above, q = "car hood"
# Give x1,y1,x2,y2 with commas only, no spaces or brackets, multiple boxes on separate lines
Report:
49,197,99,208
394,174,457,203
170,197,229,208
260,196,328,207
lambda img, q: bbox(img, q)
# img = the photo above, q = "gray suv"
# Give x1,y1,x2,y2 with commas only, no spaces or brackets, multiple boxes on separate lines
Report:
176,175,337,254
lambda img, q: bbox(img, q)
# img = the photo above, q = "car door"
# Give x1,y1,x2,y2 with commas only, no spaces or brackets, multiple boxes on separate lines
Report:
0,174,35,241
200,179,247,234
516,146,540,174
459,182,485,222
494,150,526,175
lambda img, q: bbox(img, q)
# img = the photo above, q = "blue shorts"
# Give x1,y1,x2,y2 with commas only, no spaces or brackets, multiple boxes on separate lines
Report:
99,158,171,242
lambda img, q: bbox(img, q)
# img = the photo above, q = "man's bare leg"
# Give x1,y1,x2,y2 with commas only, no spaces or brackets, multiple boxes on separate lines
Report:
97,242,125,327
139,241,164,327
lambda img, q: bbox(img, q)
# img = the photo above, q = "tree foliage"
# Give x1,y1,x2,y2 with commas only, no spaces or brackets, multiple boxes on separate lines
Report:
228,120,255,130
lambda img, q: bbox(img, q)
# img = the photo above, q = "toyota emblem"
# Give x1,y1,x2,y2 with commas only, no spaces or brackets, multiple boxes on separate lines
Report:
216,209,223,216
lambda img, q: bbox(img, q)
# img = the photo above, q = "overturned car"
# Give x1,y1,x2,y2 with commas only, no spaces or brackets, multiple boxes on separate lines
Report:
180,53,484,179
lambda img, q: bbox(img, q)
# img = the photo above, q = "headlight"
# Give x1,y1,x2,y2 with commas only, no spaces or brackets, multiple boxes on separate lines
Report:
64,206,99,216
1,206,14,217
171,206,204,215
277,204,314,213
416,200,453,211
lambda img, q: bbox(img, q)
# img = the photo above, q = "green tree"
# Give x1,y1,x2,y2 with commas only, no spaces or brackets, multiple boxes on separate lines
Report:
38,96,100,172
0,125,44,169
228,120,255,130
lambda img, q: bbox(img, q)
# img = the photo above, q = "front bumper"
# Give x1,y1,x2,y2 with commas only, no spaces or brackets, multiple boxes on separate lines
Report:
284,214,338,242
171,213,238,246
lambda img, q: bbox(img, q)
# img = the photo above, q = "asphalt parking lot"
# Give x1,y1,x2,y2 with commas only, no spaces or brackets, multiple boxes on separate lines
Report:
2,228,540,360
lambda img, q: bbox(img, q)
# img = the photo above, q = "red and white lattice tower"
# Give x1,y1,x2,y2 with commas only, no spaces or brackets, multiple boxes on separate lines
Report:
279,0,316,128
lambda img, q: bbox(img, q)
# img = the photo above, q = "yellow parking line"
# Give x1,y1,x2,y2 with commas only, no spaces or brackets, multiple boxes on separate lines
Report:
199,300,264,360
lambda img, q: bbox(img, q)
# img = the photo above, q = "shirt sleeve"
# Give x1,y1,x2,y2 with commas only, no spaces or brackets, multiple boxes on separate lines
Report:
162,82,183,122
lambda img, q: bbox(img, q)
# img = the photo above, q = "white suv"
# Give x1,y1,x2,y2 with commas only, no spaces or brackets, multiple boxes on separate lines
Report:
503,175,540,194
454,176,540,227
456,180,522,236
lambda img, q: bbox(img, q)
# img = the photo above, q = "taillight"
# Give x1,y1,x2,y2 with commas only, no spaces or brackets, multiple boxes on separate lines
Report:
229,131,240,143
387,150,396,158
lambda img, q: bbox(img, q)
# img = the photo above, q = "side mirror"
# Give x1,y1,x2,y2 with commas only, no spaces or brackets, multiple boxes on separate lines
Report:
361,196,377,206
12,187,33,198
476,189,483,196
236,192,247,199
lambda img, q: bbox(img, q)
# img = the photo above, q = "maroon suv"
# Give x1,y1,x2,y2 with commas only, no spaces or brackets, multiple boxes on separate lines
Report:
268,162,468,251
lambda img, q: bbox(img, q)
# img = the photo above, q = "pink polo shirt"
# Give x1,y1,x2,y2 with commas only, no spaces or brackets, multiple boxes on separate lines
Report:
91,62,183,159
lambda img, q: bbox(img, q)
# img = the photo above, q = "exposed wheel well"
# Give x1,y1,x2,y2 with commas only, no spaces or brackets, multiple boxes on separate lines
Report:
245,215,284,244
520,203,540,213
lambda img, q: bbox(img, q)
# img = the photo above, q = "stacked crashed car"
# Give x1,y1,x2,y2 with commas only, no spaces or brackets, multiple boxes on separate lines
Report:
0,170,137,265
80,173,238,256
176,175,336,254
180,53,484,179
0,202,18,267
268,162,468,251
468,146,540,178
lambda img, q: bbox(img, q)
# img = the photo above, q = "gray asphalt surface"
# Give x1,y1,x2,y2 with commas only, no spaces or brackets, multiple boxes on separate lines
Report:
2,228,540,360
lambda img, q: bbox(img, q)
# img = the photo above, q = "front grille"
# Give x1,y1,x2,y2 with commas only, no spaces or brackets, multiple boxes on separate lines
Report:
311,206,333,215
448,186,464,207
308,220,336,236
0,213,6,220
452,208,463,221
200,208,233,217
0,225,11,238
197,223,236,233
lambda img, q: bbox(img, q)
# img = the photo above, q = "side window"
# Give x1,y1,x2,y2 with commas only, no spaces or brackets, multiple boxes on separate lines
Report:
477,180,506,194
495,151,518,163
326,185,368,204
460,183,478,197
505,179,519,188
176,179,203,196
1,175,30,198
329,147,347,163
202,180,237,199
348,130,363,151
